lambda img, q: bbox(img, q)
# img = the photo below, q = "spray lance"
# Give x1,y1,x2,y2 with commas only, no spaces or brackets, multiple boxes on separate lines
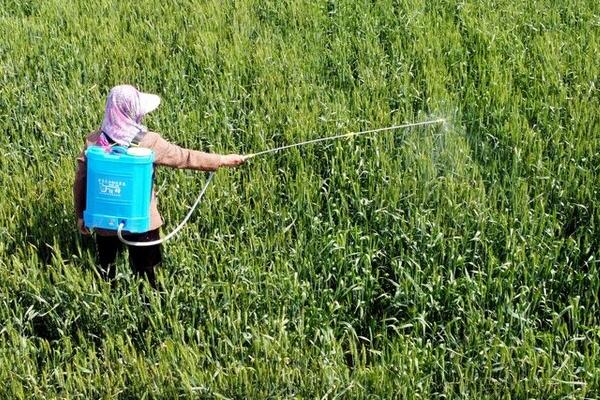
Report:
82,118,445,246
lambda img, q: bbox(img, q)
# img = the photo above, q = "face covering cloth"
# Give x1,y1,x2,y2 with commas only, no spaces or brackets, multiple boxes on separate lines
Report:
98,85,160,147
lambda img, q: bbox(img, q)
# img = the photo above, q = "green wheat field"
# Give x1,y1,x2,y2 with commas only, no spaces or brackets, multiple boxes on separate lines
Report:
1,0,599,398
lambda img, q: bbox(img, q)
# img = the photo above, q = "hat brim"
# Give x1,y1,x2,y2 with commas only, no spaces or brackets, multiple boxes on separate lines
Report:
139,92,161,115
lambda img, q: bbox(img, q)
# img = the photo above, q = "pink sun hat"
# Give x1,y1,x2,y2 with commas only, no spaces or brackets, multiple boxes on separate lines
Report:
98,85,161,147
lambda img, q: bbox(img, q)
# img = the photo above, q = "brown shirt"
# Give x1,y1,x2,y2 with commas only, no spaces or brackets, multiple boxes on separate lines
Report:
73,131,221,235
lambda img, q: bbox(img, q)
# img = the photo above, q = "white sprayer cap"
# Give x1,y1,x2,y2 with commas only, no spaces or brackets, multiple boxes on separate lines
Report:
127,147,153,157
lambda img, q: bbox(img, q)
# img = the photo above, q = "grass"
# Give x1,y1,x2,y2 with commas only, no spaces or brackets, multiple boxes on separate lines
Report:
1,0,599,398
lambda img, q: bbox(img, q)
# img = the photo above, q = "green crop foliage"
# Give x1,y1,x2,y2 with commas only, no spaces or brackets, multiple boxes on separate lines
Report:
1,0,599,398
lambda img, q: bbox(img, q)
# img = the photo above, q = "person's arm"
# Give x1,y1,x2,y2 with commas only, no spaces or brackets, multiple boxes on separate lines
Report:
148,133,245,170
73,150,91,235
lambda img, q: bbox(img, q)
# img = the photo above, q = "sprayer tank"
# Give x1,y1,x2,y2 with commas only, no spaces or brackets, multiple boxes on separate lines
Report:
83,146,154,233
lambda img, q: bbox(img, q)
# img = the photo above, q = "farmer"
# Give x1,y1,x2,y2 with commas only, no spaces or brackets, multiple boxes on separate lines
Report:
73,84,245,288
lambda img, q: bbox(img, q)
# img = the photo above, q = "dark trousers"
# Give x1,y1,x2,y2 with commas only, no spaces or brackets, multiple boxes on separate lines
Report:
95,229,162,288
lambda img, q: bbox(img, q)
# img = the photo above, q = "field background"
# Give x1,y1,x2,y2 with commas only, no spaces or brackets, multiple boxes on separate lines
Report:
1,0,599,398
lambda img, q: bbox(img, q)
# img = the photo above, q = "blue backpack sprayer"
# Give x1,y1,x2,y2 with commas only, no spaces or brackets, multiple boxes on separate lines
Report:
84,145,154,233
83,118,445,246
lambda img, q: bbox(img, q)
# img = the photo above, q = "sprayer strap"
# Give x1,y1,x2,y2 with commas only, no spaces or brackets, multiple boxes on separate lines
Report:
100,130,146,147
130,130,147,146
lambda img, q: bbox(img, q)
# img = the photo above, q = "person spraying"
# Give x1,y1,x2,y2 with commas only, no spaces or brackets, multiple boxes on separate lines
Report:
73,84,245,288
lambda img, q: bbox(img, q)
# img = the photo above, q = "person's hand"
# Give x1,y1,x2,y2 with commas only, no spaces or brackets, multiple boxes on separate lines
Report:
220,154,247,168
77,218,91,235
